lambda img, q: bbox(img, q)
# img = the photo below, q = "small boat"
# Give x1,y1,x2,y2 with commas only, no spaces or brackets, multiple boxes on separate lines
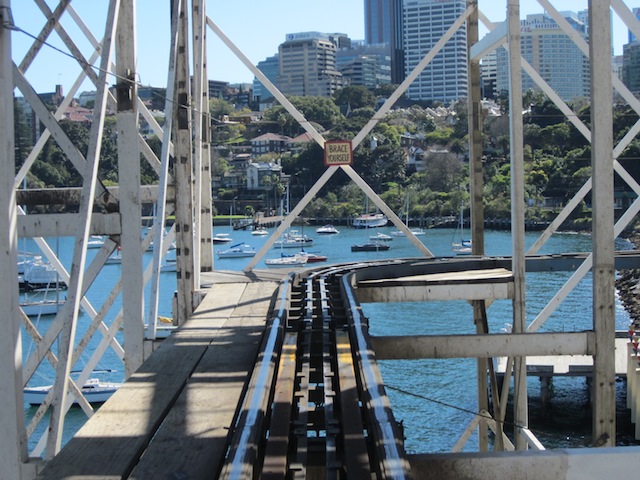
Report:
251,227,269,236
23,378,121,406
369,232,393,242
20,298,65,317
452,240,473,256
351,243,391,252
86,235,106,248
391,194,425,236
353,213,388,229
316,224,339,235
391,228,426,237
296,250,327,263
148,241,176,252
452,203,472,255
212,233,233,244
265,253,308,268
20,260,66,291
160,259,177,272
217,243,256,258
18,252,42,275
274,230,314,248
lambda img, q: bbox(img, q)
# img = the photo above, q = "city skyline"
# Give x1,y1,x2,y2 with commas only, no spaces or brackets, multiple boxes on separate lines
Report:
7,0,639,95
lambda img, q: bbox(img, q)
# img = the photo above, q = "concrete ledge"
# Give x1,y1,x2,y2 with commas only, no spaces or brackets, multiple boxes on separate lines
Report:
408,446,640,480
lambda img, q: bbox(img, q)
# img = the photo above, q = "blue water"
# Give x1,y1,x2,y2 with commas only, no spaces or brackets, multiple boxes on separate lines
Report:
22,226,637,454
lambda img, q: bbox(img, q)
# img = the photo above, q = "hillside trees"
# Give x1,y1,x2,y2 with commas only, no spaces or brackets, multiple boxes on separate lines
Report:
332,85,377,110
262,96,341,136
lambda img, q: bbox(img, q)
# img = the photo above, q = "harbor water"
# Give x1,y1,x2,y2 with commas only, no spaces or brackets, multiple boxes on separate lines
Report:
22,225,639,454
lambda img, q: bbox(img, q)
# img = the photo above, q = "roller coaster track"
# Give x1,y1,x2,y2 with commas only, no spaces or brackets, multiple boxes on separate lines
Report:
220,263,413,479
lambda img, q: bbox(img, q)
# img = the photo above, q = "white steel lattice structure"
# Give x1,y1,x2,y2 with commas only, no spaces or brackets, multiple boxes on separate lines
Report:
0,0,639,477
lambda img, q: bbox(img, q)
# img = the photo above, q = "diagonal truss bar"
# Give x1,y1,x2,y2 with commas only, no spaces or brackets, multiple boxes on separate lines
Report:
528,194,640,333
148,0,181,339
208,6,453,266
46,0,121,457
20,211,124,386
18,0,71,72
30,0,99,85
244,167,339,271
206,15,325,147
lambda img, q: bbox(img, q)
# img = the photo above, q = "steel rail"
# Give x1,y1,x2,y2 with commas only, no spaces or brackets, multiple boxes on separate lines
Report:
220,273,294,479
341,271,414,480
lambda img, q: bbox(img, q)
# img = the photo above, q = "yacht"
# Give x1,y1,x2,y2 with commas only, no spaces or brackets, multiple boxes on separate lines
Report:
352,213,388,229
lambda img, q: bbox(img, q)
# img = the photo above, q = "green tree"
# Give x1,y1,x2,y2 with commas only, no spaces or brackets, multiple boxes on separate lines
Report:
263,96,342,136
209,98,234,120
332,85,376,110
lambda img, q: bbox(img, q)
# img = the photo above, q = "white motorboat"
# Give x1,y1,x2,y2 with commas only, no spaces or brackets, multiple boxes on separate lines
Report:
251,227,269,236
274,230,313,248
23,378,121,406
265,253,308,268
20,260,66,291
212,233,233,244
369,232,393,242
217,243,256,258
316,224,339,235
353,213,388,229
391,228,426,237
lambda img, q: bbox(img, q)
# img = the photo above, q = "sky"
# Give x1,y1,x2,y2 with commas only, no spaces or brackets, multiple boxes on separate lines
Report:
7,0,639,94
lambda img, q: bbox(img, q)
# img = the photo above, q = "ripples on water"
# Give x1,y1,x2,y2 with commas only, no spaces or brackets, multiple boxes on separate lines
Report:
22,228,639,454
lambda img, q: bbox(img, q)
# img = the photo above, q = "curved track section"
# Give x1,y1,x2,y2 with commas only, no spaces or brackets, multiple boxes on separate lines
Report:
220,260,423,479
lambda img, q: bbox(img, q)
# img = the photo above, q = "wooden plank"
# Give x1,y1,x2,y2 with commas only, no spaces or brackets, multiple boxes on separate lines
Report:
130,281,279,478
37,283,251,479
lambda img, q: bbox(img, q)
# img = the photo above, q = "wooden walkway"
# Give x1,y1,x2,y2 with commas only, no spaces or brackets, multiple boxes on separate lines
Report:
38,272,282,479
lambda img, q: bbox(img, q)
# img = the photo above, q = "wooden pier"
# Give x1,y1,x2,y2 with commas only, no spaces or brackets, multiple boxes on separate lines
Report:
37,272,283,479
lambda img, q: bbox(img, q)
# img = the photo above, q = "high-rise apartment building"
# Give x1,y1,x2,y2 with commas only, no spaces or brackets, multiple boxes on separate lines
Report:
480,50,498,100
496,11,590,102
337,42,391,88
277,32,347,98
364,0,405,84
252,54,279,102
403,0,468,103
622,8,640,94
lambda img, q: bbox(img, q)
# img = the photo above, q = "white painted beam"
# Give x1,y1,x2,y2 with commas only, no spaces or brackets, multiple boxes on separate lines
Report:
0,1,28,476
371,332,592,360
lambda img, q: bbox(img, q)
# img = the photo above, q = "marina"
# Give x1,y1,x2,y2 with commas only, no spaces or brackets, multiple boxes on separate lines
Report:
19,228,640,458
